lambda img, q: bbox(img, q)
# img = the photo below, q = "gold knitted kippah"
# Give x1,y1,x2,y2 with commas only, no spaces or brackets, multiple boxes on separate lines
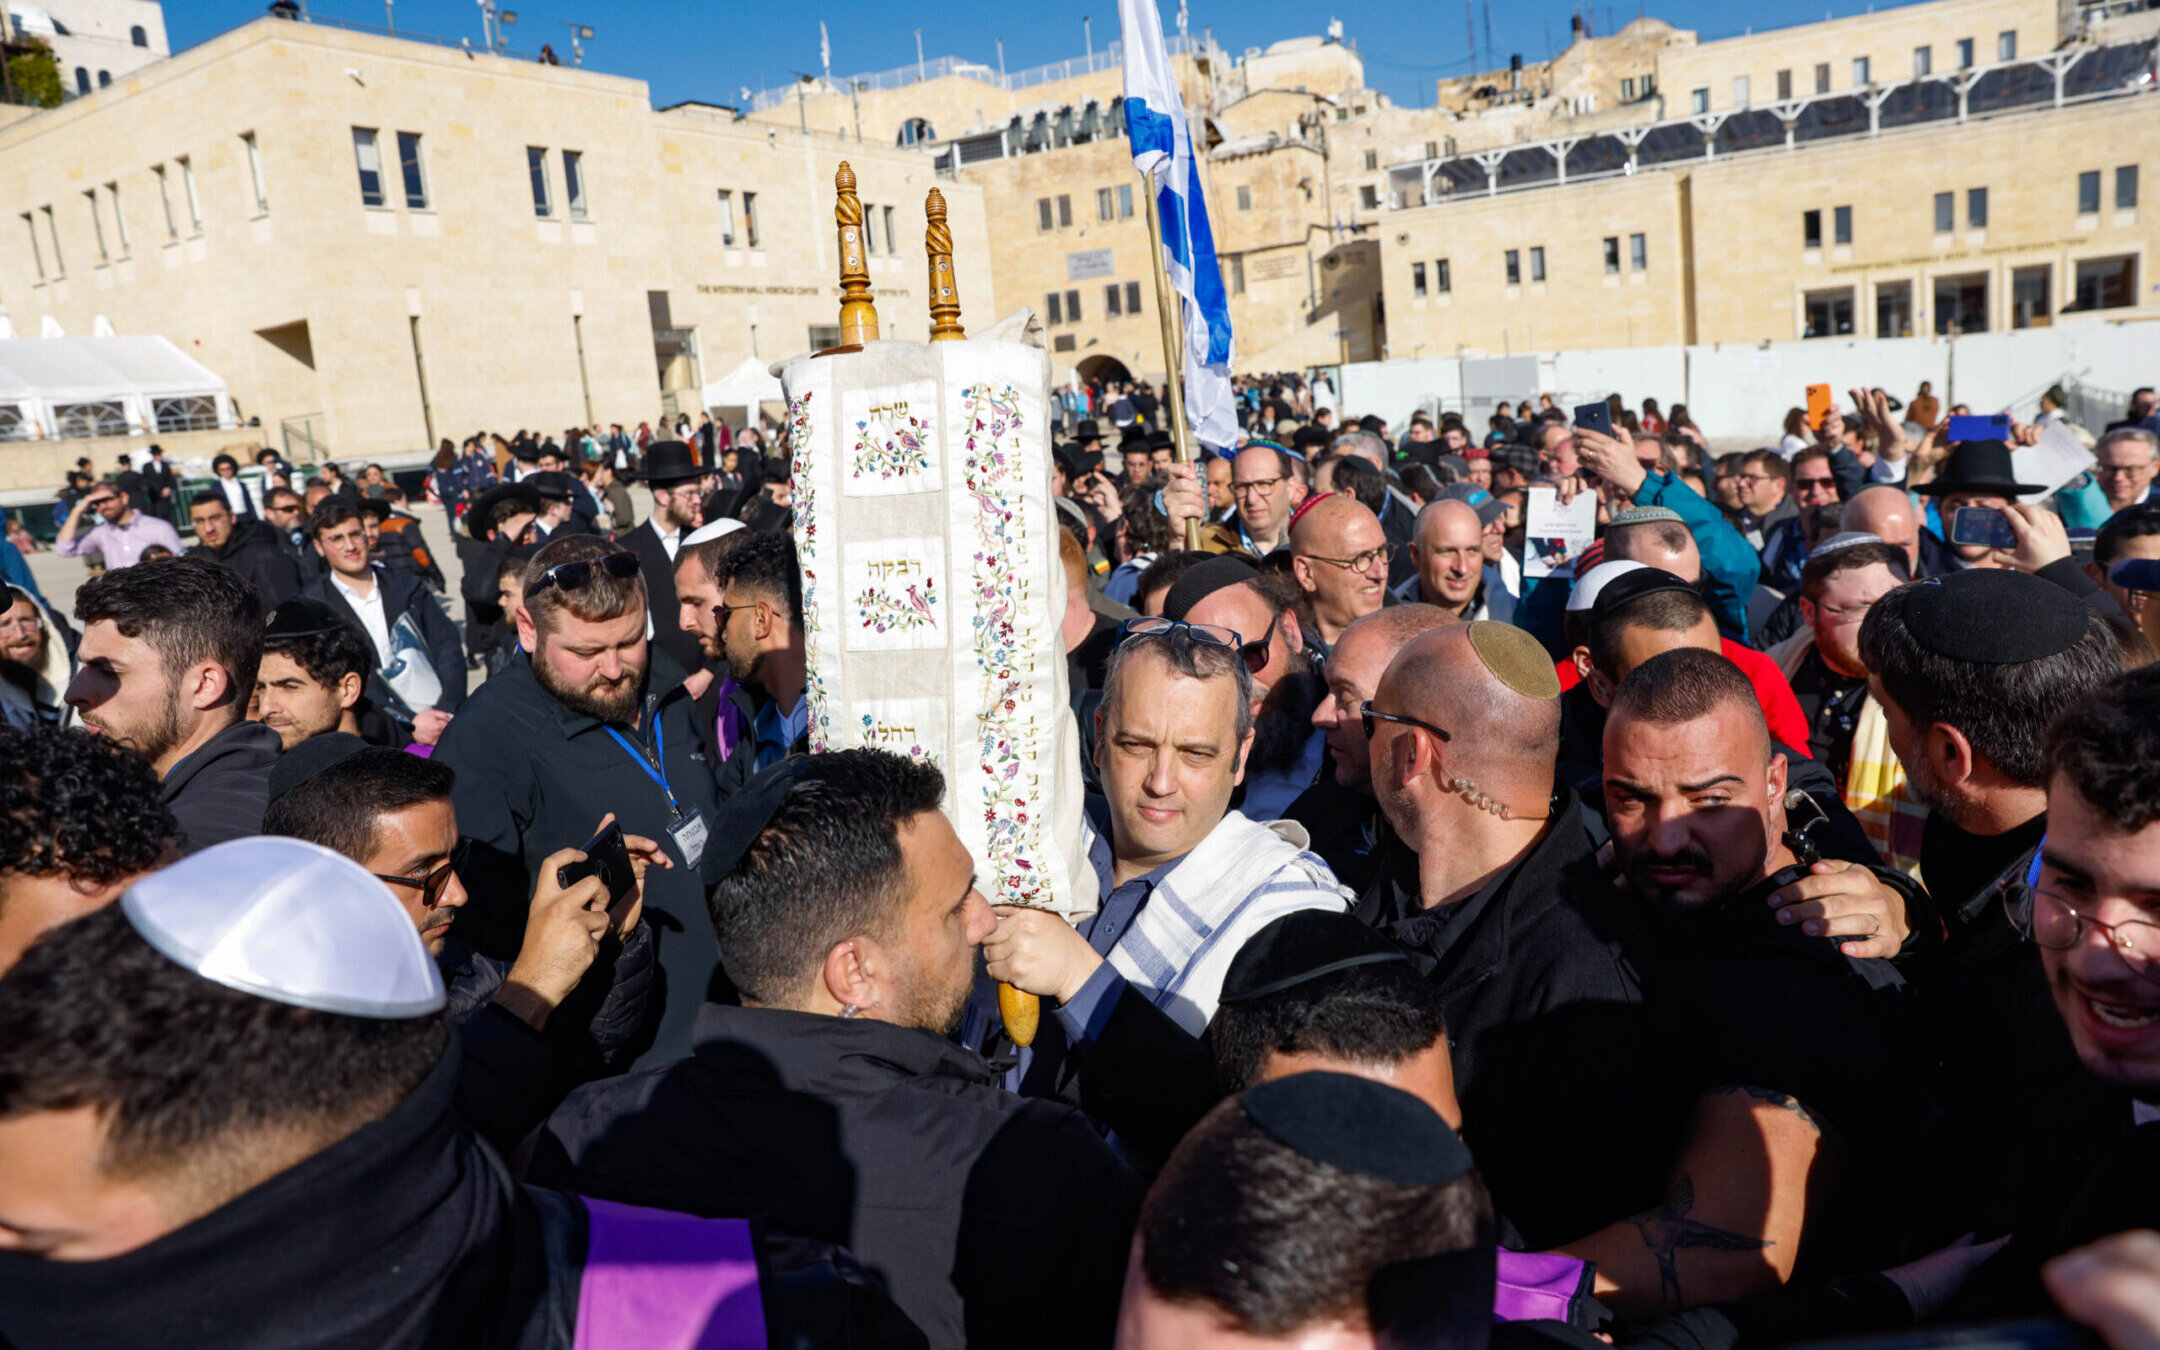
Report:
1464,621,1562,700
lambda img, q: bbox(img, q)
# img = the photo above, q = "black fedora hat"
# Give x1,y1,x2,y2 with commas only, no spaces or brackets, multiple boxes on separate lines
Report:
1074,419,1102,444
1912,440,2044,497
626,440,705,485
465,482,542,540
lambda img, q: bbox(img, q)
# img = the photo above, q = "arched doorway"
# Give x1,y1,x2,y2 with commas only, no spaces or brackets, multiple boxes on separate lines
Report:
1075,355,1132,386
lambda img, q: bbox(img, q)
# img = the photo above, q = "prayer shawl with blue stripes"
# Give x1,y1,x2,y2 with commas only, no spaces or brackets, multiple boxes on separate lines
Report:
1086,809,1352,1036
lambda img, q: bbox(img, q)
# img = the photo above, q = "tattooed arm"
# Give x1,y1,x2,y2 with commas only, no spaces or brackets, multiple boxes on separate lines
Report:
1553,1086,1834,1320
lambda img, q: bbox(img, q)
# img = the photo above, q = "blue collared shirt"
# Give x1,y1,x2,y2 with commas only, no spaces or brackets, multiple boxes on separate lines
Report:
1052,857,1183,1047
753,694,808,769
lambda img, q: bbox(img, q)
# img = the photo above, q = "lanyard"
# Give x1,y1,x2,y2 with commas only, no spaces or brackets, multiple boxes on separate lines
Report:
603,713,679,818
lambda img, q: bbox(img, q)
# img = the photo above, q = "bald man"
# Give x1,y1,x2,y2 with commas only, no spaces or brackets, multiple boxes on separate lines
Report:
1841,486,1938,577
1398,499,1511,621
1356,620,1684,1252
1289,495,1392,647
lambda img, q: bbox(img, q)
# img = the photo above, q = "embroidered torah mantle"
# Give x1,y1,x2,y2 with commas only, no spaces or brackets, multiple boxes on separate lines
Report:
778,331,1090,919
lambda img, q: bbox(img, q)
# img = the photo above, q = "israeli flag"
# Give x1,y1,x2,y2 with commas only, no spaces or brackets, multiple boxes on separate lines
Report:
1118,0,1237,450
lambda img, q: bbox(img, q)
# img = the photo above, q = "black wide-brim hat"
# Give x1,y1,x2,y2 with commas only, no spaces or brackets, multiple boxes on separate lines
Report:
464,482,542,540
623,440,705,485
1912,439,2043,497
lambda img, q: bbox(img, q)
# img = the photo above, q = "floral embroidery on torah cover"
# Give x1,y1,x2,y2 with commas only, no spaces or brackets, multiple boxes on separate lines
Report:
779,322,1090,919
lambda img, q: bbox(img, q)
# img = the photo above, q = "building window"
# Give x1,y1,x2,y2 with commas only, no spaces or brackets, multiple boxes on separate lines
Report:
1504,249,1520,285
1362,149,1378,171
178,156,202,232
1934,272,1989,334
743,192,759,246
1834,204,1852,245
1913,46,1932,77
1998,31,2017,61
97,69,109,86
1236,185,1252,211
883,205,896,253
1967,186,1988,228
1957,38,1974,69
22,214,45,281
1629,234,1646,270
1530,246,1545,282
1852,56,1871,86
1814,63,1831,94
398,132,427,210
1804,287,1854,338
2074,255,2138,311
1037,198,1053,230
353,128,386,208
1125,281,1140,312
1056,195,1072,227
1776,69,1792,100
1229,254,1245,295
1621,77,1635,100
2012,265,2052,328
1118,184,1134,217
1933,192,1953,233
1106,282,1123,316
1359,184,1380,211
41,206,63,278
129,23,146,46
1436,257,1452,292
242,131,268,214
2079,170,2102,215
106,183,128,255
527,146,552,217
716,190,736,245
1876,280,1913,337
1412,261,1428,295
1046,292,1062,324
563,150,587,219
2119,165,2140,209
1733,74,1750,106
1602,237,1619,274
1064,288,1080,321
86,190,109,263
862,203,878,255
1689,86,1708,114
74,66,89,95
1097,187,1114,221
153,164,177,240
1803,209,1822,248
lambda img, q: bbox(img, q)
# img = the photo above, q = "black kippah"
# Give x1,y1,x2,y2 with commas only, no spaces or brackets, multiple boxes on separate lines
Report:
1903,570,2090,664
1241,1072,1475,1188
1162,554,1259,622
1218,910,1409,1004
705,757,816,882
265,596,349,640
267,732,368,802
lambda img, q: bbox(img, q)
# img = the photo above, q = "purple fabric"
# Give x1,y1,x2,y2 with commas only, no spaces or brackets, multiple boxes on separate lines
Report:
714,675,743,762
402,744,434,759
1492,1249,1590,1324
574,1197,767,1350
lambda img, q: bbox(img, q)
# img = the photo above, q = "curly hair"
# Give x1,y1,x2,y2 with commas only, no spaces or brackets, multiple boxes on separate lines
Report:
2047,666,2160,835
0,725,174,884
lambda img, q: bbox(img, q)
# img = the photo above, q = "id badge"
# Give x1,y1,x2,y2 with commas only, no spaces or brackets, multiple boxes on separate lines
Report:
669,810,709,870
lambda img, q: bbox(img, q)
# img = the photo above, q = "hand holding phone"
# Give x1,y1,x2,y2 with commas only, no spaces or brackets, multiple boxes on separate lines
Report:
1949,505,2018,551
1573,401,1614,440
556,822,636,908
1946,413,2010,444
1806,384,1834,433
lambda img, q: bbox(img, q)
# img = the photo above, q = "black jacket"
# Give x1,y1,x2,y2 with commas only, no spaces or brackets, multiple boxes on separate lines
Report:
161,719,281,854
620,519,704,675
691,669,757,801
139,456,178,510
374,512,447,593
528,1003,1144,1350
1356,790,1689,1250
193,517,305,610
302,564,468,717
434,648,730,1071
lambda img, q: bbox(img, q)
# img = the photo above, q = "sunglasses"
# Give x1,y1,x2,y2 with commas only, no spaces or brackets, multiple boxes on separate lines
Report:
373,839,470,907
1360,700,1452,743
527,550,640,599
1117,615,1276,675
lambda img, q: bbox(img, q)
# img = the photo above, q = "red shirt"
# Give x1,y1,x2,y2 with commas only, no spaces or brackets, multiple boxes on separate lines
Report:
1555,638,1813,757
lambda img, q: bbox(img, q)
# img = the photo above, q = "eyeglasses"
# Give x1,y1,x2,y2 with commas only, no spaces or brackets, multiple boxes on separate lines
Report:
1304,543,1396,574
527,550,640,599
1794,476,1838,494
1735,474,1783,487
373,839,470,908
1231,476,1286,496
1118,614,1276,675
1360,701,1452,744
2007,884,2160,986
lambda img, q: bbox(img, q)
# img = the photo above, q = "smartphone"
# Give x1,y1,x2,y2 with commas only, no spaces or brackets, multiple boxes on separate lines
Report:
1946,412,2011,443
556,823,635,907
1950,505,2018,550
1572,402,1613,439
1806,383,1834,432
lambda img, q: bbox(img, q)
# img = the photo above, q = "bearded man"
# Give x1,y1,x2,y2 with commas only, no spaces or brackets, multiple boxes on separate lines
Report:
435,533,733,1069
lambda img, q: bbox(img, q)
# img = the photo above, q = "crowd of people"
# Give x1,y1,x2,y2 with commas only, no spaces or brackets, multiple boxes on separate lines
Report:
2,371,2160,1350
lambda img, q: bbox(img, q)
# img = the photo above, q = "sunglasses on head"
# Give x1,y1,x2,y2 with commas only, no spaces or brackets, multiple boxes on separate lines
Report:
526,551,640,599
1117,615,1275,675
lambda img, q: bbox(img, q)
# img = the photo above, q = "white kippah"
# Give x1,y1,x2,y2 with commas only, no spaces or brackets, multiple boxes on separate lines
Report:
1567,560,1649,613
1811,531,1883,557
121,838,445,1018
683,519,747,547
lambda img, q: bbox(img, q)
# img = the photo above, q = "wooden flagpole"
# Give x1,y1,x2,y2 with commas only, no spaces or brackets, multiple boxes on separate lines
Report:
1140,165,1205,551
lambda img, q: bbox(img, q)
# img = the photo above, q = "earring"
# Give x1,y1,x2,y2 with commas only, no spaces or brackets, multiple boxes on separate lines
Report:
840,1004,861,1019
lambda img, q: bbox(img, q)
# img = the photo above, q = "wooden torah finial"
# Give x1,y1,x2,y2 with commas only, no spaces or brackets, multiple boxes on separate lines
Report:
834,162,880,347
925,187,965,342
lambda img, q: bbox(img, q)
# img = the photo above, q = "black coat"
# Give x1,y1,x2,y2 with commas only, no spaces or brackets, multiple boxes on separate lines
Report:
528,1003,1144,1350
139,456,178,510
302,565,468,717
433,648,730,1071
1356,790,1689,1250
193,518,305,611
161,719,281,854
690,669,757,801
620,519,704,676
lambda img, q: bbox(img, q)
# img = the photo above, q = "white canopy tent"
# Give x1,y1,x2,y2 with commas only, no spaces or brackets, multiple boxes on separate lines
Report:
700,356,785,418
0,336,237,443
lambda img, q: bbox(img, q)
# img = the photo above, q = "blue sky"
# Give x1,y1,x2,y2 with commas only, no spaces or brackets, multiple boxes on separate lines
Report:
168,0,1936,110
